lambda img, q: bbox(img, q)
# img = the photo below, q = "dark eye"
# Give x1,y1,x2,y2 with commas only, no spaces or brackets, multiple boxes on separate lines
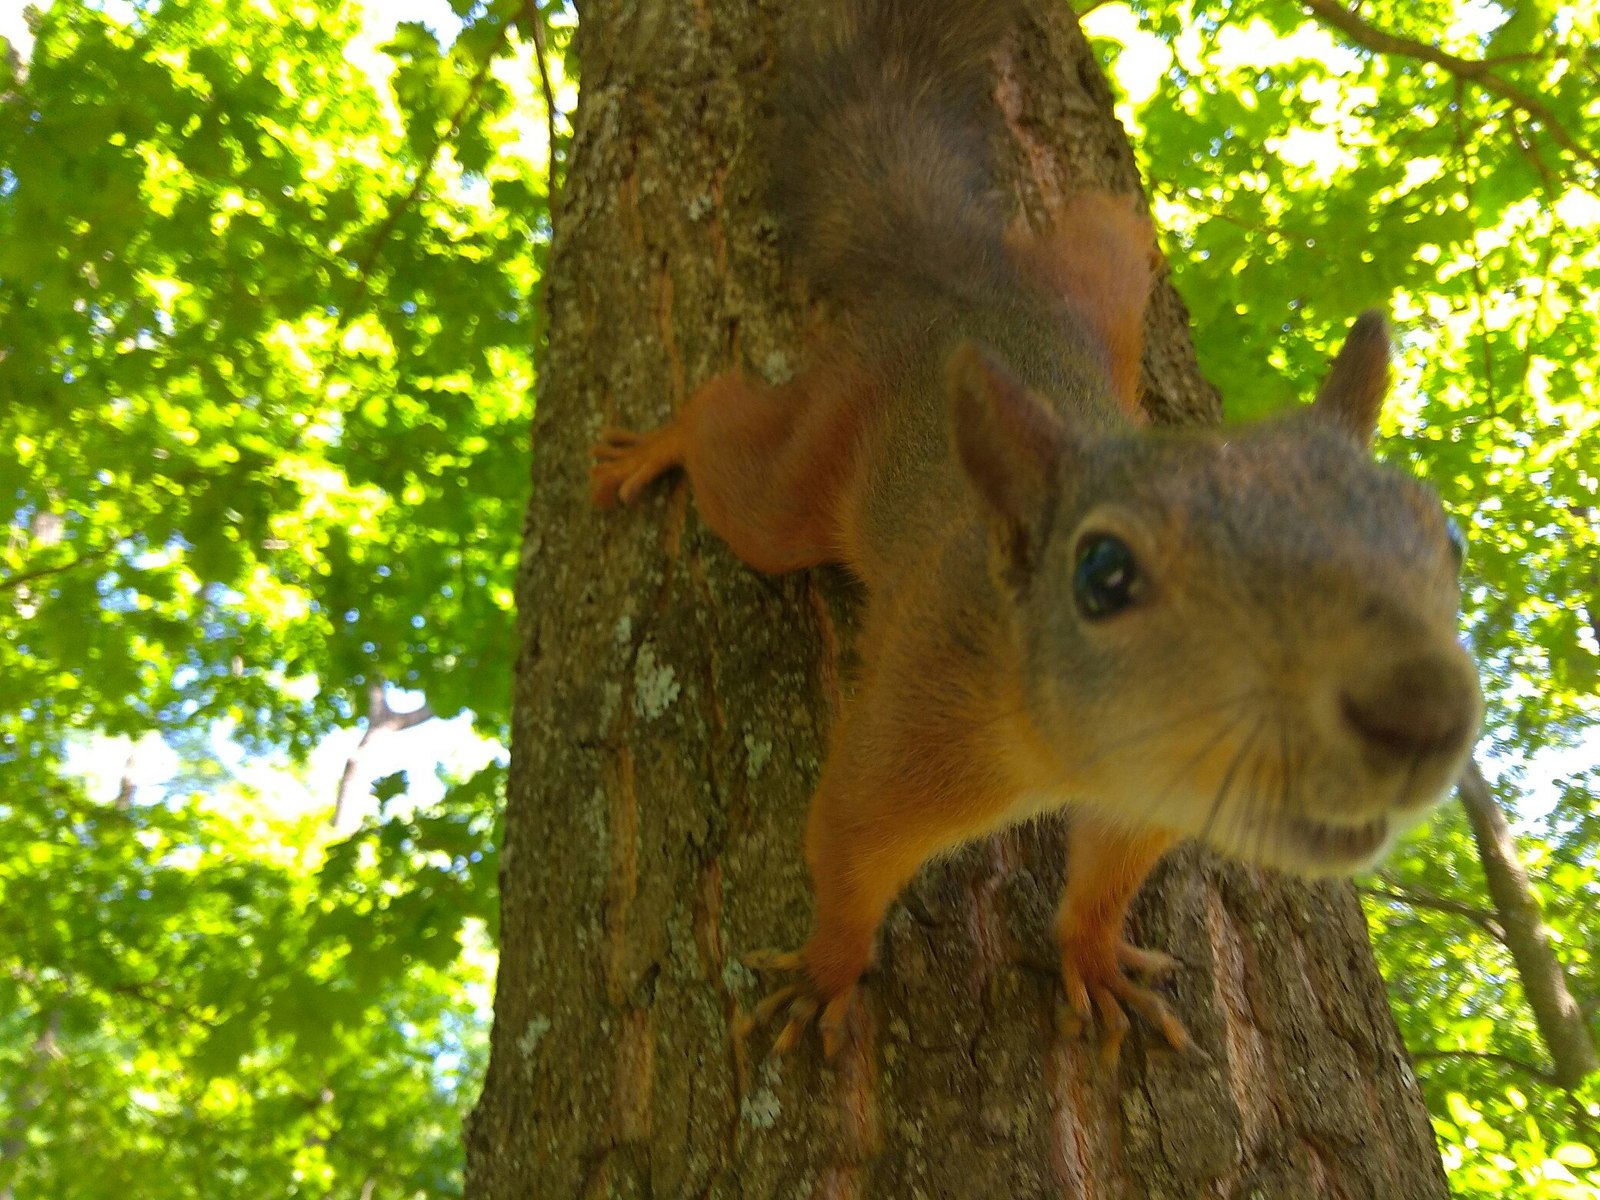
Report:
1445,515,1467,567
1074,534,1142,620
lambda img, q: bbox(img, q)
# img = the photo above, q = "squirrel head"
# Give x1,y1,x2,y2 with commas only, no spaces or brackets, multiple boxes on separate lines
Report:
949,314,1483,876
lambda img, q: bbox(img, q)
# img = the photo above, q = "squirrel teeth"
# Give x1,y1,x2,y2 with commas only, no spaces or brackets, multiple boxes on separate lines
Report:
1286,815,1389,864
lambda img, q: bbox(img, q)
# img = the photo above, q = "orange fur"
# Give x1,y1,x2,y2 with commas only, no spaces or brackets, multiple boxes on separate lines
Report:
592,355,883,575
1057,816,1177,974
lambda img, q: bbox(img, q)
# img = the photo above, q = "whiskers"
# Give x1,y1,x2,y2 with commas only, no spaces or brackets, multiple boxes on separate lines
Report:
1067,688,1265,776
1066,681,1419,873
1391,753,1423,814
1073,688,1321,871
1085,693,1273,843
1193,710,1296,871
1198,716,1265,853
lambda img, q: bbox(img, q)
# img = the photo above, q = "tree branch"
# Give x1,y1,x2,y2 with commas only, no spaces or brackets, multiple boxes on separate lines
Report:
1360,882,1506,941
1301,0,1599,174
331,679,437,828
1411,1047,1559,1086
343,0,538,317
0,542,115,593
1450,79,1500,422
528,0,559,198
1457,758,1600,1089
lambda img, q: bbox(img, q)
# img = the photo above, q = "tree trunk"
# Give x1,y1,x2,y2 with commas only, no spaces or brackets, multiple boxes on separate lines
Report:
465,3,1451,1196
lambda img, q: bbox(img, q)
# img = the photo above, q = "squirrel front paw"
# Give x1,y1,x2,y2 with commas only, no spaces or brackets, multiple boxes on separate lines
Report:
744,947,864,1060
1057,935,1195,1066
589,424,685,508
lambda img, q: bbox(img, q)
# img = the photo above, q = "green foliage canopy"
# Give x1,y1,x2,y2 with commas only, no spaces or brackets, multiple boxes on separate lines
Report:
0,0,1594,1195
0,0,546,762
0,0,565,1193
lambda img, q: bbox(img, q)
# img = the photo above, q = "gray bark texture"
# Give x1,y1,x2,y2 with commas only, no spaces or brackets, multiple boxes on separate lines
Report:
465,2,1452,1196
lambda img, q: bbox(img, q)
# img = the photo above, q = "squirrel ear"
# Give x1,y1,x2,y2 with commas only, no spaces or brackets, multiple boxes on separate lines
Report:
948,341,1066,585
1311,310,1392,447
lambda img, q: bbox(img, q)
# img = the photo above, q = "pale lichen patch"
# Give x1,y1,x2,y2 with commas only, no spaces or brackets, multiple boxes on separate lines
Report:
738,1057,784,1131
722,959,756,992
633,640,680,719
760,348,792,384
743,732,772,779
518,1015,552,1061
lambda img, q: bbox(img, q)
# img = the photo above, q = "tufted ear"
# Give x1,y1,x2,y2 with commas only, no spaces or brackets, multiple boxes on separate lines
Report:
1311,310,1393,448
948,341,1068,586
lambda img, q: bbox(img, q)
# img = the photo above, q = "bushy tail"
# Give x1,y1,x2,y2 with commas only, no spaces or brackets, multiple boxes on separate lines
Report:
775,0,1021,315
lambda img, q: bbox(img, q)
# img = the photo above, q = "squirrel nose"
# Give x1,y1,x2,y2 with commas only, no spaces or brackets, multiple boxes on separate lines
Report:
1340,652,1480,765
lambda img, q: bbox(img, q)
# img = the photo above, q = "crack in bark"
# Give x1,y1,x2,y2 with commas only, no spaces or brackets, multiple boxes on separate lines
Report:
1206,885,1275,1159
965,837,1014,994
602,746,641,1006
611,1006,657,1143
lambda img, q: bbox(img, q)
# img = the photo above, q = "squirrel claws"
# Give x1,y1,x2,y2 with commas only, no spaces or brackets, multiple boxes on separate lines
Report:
1059,938,1196,1066
750,980,806,1027
744,948,861,1060
744,948,806,973
588,425,683,508
766,988,820,1055
1118,942,1182,979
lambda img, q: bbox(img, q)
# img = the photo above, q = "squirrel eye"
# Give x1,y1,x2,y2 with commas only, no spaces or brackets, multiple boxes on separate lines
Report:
1074,534,1142,620
1445,515,1467,567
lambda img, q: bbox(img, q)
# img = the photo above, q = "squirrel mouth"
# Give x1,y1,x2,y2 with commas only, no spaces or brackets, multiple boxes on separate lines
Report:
1283,814,1389,865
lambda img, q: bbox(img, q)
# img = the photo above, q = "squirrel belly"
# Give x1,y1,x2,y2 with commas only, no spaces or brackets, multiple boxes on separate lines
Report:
589,0,1483,1063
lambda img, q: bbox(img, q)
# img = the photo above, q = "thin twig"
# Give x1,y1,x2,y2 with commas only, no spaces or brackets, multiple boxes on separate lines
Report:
528,0,560,198
0,542,116,593
343,0,537,316
1411,1048,1559,1086
1301,0,1598,174
1451,79,1499,423
1359,883,1506,941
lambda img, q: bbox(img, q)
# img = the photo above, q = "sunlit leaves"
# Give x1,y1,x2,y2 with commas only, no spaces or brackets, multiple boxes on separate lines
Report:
0,0,557,1193
0,763,500,1199
0,0,551,772
3,0,1594,1193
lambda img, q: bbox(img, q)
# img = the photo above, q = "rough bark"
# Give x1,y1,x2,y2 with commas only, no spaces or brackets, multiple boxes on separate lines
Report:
1458,758,1599,1089
465,3,1451,1196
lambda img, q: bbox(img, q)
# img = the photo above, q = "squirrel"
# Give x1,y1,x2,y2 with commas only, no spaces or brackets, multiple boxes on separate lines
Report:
589,0,1483,1062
